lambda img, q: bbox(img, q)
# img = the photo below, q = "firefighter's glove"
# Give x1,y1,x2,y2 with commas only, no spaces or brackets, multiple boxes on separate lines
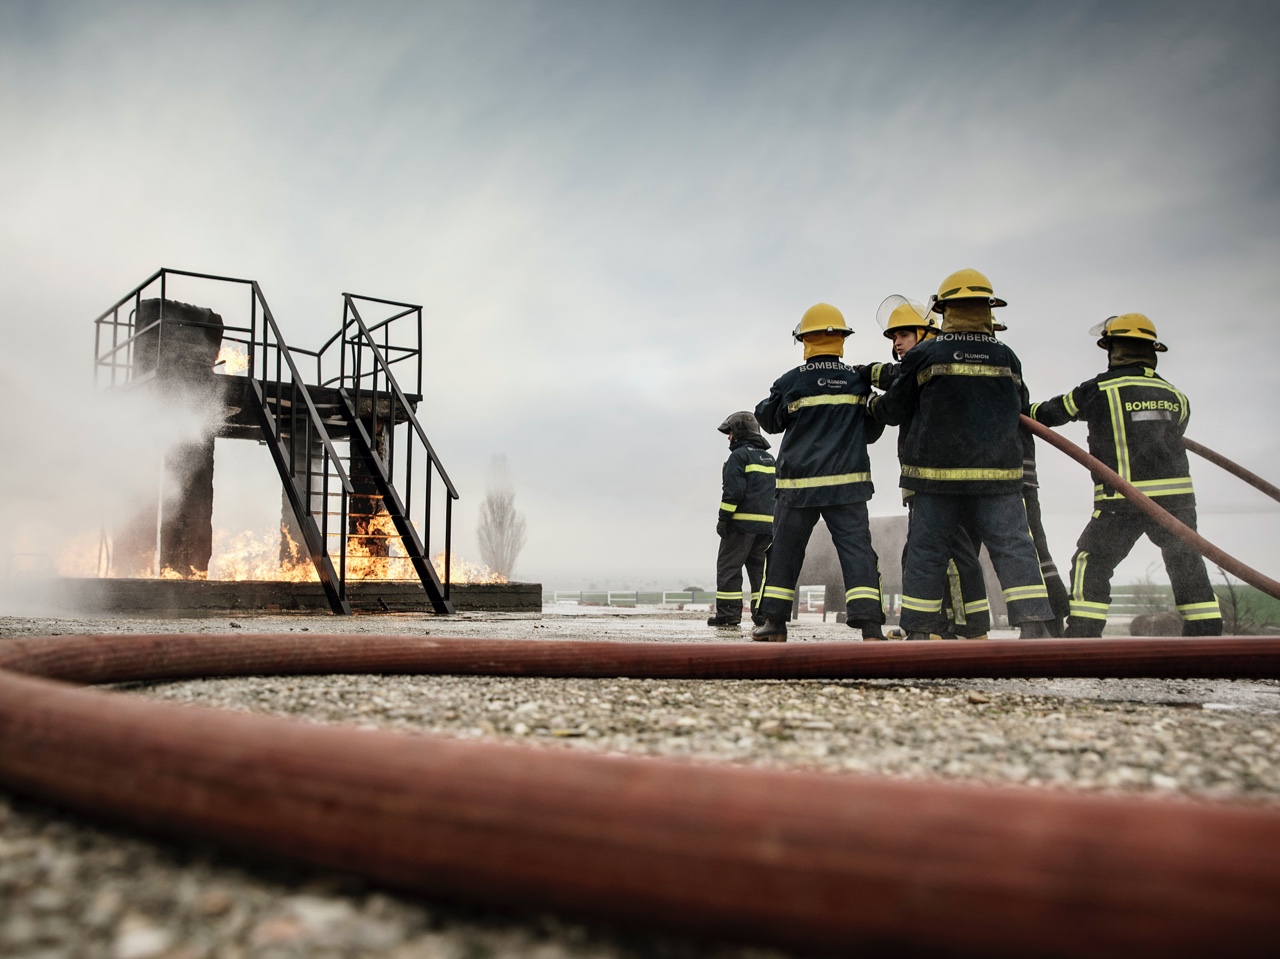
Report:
716,520,729,536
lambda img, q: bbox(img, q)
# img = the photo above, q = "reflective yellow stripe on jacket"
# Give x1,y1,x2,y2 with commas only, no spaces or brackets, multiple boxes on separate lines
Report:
917,363,1020,387
776,471,871,490
1093,477,1195,501
900,465,1023,482
786,394,866,414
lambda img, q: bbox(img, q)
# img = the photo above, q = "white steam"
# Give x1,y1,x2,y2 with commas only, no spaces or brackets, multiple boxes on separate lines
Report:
0,357,219,612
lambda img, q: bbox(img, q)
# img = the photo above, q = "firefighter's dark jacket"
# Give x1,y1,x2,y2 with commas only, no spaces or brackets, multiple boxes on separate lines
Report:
1029,363,1194,511
867,333,1026,495
754,356,883,508
872,358,1042,489
875,361,1044,494
718,435,776,535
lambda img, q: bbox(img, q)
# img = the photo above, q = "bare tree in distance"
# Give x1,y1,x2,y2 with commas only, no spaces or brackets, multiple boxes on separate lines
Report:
477,455,527,579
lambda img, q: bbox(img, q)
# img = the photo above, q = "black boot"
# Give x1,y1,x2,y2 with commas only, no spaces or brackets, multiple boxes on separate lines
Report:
751,618,788,642
707,615,742,627
1019,620,1052,639
850,619,886,641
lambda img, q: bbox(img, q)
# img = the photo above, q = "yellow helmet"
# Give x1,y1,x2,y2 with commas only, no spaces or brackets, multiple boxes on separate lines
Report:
1091,313,1168,352
880,303,942,343
929,268,1008,313
792,302,853,342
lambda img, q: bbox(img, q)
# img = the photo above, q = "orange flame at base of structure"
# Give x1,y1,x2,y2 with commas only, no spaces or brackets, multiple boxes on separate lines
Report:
54,518,507,585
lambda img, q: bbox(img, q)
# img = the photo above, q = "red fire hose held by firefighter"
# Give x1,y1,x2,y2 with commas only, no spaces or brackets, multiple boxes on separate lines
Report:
1021,415,1280,600
1182,436,1280,505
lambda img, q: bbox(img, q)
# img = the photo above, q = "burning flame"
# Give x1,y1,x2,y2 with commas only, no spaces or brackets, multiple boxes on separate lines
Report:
433,551,506,585
58,516,506,584
345,510,411,580
206,526,318,582
214,345,250,375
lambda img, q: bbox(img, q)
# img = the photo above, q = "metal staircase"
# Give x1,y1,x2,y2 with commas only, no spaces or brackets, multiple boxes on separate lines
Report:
92,269,458,615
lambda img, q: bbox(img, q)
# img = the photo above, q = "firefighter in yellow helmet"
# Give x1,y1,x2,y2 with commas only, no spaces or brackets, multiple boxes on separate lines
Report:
862,296,991,639
869,270,1054,639
751,303,886,641
1028,314,1222,636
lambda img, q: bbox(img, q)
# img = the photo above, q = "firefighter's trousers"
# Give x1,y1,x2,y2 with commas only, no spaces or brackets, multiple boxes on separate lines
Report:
901,492,1053,632
714,530,770,622
903,500,990,637
1065,507,1222,637
1024,485,1070,631
758,501,883,625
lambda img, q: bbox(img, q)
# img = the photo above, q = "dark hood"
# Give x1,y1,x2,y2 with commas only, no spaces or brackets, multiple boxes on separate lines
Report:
731,433,771,451
1107,339,1158,369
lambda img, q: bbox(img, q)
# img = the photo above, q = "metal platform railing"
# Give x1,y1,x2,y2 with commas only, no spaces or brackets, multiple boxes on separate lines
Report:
91,268,457,615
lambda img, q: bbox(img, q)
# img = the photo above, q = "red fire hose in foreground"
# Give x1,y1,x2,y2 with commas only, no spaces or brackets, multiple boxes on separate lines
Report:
4,633,1280,958
1021,415,1280,600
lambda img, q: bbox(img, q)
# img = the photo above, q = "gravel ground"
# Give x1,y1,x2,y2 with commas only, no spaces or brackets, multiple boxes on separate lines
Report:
3,609,1279,958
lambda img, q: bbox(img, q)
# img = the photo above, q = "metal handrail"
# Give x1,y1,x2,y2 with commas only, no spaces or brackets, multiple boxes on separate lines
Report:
250,282,352,493
342,297,458,498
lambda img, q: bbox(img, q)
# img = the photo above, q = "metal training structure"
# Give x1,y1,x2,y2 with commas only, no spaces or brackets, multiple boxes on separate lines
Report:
92,268,459,614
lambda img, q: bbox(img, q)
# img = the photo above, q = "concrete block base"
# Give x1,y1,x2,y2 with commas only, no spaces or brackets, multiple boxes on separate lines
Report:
52,578,541,615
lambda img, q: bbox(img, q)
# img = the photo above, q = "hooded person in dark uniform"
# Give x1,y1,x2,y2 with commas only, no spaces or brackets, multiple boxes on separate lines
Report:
709,412,776,628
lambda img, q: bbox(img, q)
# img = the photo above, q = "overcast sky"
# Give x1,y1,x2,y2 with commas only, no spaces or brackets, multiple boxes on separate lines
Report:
1,0,1277,589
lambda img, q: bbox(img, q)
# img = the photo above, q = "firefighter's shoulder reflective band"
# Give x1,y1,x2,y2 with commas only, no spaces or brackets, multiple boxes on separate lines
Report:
744,464,776,474
917,364,1020,388
719,502,738,513
776,471,871,489
786,394,866,414
1099,376,1183,392
732,513,773,523
900,465,1023,482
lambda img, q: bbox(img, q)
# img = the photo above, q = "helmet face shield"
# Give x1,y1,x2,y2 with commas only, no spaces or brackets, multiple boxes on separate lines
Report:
1093,313,1168,352
877,294,938,358
876,295,933,333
